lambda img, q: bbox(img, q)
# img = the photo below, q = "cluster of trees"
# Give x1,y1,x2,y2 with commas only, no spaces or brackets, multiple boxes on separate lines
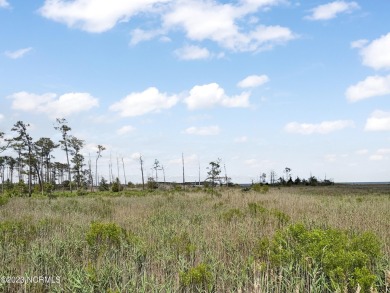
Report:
1,119,334,197
263,167,334,186
0,119,107,196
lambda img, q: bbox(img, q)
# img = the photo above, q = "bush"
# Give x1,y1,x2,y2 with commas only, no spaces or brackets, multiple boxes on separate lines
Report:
220,208,244,223
86,222,124,248
180,263,213,291
111,178,123,192
99,177,110,191
258,223,382,291
0,196,9,206
252,184,269,194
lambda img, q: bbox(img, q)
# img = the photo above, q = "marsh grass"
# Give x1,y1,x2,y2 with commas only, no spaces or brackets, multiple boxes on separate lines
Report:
0,185,389,292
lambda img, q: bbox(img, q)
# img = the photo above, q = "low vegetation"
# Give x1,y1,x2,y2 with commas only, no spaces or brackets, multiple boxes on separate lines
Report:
0,185,389,292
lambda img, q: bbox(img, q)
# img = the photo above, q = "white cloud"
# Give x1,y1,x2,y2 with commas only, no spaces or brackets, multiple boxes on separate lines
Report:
168,154,198,165
285,120,354,135
359,32,390,70
350,39,368,49
325,154,337,162
109,87,178,117
0,0,9,8
162,0,295,52
346,75,390,102
184,125,220,136
131,152,142,161
234,136,248,143
39,0,294,52
174,45,210,60
369,154,384,161
116,125,136,135
0,114,4,122
237,74,269,88
369,149,390,161
129,28,164,46
5,47,33,59
306,1,359,20
184,83,250,110
355,149,368,155
39,0,171,33
8,91,99,118
365,110,390,131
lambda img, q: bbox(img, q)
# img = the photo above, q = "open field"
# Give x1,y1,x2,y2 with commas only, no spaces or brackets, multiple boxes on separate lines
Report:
0,185,389,292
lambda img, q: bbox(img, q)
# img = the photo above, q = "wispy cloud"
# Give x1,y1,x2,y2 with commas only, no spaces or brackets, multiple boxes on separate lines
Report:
285,120,354,135
174,45,211,60
237,74,269,88
184,125,220,136
306,1,359,21
0,0,9,8
5,47,33,59
234,136,248,143
116,125,136,135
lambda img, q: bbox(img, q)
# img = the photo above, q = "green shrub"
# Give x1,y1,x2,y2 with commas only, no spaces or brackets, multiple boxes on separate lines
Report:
252,184,269,194
271,209,290,227
0,196,9,206
179,263,213,291
220,208,244,223
247,202,267,216
258,223,382,291
111,178,123,192
86,222,124,248
170,231,196,259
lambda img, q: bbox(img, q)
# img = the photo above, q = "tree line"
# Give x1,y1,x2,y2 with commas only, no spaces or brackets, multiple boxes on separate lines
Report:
0,119,104,196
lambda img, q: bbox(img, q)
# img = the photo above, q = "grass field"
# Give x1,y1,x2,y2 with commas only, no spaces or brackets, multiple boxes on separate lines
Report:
0,185,389,292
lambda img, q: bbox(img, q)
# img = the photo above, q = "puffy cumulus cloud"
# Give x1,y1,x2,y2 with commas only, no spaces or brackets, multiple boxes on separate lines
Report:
184,125,220,135
364,110,390,131
163,1,295,52
174,45,210,60
116,125,136,135
359,32,390,70
8,91,98,118
0,113,4,122
237,74,269,88
0,0,9,8
39,0,294,52
109,87,178,117
184,83,250,110
306,1,359,20
346,75,390,102
39,0,171,33
285,120,354,135
5,47,33,59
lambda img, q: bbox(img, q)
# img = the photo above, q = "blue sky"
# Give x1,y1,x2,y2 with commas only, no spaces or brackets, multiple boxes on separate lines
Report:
1,0,390,183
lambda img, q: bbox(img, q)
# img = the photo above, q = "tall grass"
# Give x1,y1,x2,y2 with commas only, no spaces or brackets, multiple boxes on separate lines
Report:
0,185,389,292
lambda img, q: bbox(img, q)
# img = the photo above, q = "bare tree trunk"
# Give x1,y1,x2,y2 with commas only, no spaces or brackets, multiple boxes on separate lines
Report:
140,155,145,190
182,153,185,189
122,157,127,186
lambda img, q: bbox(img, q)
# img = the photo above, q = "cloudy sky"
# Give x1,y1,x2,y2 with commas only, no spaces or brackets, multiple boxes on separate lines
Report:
1,0,389,183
